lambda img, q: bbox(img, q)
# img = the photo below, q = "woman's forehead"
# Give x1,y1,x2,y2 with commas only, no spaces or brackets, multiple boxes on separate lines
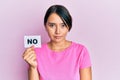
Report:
47,13,64,23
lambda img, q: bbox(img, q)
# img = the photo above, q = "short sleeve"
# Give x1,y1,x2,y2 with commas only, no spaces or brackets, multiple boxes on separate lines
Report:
79,46,92,69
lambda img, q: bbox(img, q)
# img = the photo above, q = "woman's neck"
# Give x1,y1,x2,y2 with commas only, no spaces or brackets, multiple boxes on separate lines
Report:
48,40,71,51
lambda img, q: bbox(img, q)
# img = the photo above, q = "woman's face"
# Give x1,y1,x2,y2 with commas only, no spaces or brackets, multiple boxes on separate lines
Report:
45,13,69,43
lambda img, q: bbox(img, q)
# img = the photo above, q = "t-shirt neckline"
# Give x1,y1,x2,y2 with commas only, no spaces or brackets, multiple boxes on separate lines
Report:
45,41,74,55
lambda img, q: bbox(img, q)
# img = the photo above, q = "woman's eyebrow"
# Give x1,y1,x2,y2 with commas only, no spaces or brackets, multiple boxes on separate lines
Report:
47,22,64,24
47,22,55,24
61,23,65,24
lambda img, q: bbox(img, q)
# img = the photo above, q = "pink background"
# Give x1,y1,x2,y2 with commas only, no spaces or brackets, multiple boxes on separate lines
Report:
0,0,120,80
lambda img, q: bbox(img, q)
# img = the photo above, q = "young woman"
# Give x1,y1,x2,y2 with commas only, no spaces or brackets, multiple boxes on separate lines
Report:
23,5,92,80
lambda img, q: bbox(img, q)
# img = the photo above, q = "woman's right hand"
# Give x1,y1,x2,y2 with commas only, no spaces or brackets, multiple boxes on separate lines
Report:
23,46,37,68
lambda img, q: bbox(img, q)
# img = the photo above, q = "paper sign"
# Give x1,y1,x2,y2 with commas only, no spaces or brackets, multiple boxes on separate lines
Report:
24,35,41,48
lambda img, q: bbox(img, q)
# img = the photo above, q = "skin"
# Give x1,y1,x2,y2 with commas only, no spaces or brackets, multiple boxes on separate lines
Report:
23,13,92,80
45,13,71,51
23,46,40,80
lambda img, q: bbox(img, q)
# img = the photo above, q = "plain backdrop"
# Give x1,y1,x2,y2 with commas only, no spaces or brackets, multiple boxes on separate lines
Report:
0,0,120,80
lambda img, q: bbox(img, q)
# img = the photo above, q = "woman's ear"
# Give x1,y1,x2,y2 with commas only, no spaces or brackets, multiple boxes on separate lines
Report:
66,26,70,32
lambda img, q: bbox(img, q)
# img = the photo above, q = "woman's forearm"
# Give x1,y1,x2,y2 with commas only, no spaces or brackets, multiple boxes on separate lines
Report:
28,67,40,80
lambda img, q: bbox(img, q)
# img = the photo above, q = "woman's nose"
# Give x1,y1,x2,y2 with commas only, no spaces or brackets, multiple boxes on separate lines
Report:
55,26,60,34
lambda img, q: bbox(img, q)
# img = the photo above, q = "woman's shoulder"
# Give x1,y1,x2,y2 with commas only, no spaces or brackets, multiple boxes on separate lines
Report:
72,41,86,48
71,41,90,53
71,41,90,56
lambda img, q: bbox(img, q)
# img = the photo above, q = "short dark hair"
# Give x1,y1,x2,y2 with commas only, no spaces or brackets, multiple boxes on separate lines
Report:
44,5,72,31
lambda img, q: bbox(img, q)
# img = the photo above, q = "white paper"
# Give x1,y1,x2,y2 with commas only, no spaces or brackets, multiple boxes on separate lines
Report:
24,35,41,48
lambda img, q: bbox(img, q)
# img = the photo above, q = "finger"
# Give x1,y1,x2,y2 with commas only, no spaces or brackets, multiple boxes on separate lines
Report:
23,48,32,57
23,50,35,60
30,45,35,49
27,55,36,63
28,45,35,51
24,54,34,63
25,54,36,65
23,46,35,55
23,46,35,58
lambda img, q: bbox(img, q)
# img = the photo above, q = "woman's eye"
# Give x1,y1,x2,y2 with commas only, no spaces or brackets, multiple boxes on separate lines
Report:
49,24,55,27
61,23,66,28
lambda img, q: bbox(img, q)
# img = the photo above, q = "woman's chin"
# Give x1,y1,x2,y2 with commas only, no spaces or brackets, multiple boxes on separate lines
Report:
51,39,63,43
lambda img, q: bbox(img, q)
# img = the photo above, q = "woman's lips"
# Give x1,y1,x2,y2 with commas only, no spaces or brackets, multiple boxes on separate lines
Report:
54,36,62,39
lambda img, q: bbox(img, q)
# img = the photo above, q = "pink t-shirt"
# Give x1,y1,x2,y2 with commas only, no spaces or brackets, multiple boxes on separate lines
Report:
35,42,91,80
